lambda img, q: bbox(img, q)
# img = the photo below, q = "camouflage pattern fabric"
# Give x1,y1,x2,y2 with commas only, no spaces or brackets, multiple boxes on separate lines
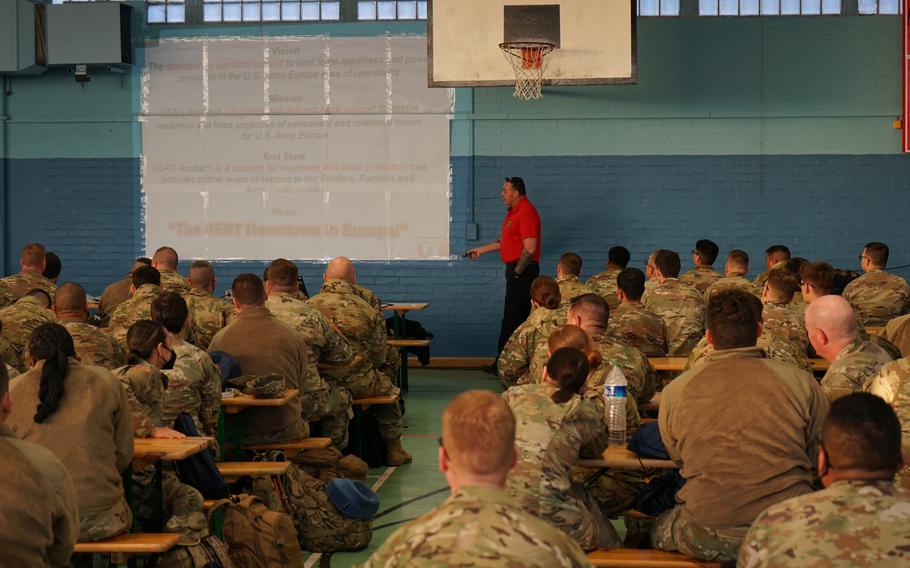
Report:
590,333,659,407
0,271,56,306
883,312,910,359
360,485,593,568
652,505,747,564
607,302,669,356
738,480,910,568
0,295,57,372
107,284,162,348
308,279,401,442
58,317,126,370
79,498,132,542
843,269,910,327
679,266,723,295
641,278,706,356
761,300,809,352
161,336,221,436
182,288,230,350
869,357,910,490
586,267,622,310
685,335,812,375
555,274,589,303
788,291,806,321
503,383,618,551
114,361,165,437
0,335,17,369
159,269,191,295
821,337,893,402
498,306,566,388
704,273,761,303
132,468,207,545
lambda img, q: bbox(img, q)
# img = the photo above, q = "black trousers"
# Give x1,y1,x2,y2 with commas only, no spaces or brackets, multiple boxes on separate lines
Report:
497,261,540,354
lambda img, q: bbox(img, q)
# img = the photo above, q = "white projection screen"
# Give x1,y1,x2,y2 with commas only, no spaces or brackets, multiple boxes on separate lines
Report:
141,36,454,260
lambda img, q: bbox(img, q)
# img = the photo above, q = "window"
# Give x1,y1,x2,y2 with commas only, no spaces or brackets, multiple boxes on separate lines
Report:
637,0,681,16
202,0,340,22
699,0,840,14
356,1,427,20
148,0,186,23
858,0,903,13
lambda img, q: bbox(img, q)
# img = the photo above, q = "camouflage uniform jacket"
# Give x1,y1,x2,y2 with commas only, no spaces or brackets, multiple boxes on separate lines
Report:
0,295,57,372
590,333,659,406
504,383,608,546
0,271,56,306
607,302,669,356
182,288,229,350
359,484,592,568
641,278,706,356
843,269,910,327
870,357,910,450
679,266,723,295
158,269,190,295
586,267,622,309
498,306,566,388
821,337,893,402
265,291,353,403
59,316,126,370
107,284,162,347
114,360,165,437
761,300,809,352
162,335,221,436
686,334,812,375
788,291,806,322
555,274,589,303
307,279,387,387
351,283,381,313
704,272,761,303
739,480,910,568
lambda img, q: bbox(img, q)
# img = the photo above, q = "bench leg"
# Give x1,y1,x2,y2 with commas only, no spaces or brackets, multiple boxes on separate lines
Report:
349,404,365,459
400,350,409,393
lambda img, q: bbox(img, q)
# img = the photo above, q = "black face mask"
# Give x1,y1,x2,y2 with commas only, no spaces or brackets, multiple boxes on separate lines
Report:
161,346,177,371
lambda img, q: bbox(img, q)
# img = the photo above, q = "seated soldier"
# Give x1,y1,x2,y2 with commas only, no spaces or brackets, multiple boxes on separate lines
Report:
0,242,57,307
182,260,229,350
116,320,207,544
679,239,723,294
498,276,565,388
99,257,151,318
308,257,411,465
753,244,791,289
843,241,910,326
807,295,893,402
783,256,809,316
868,355,910,490
555,252,588,303
740,393,910,567
0,289,56,372
361,390,590,567
208,274,309,446
8,323,133,542
653,289,828,563
0,361,78,567
150,292,220,438
761,268,809,352
107,265,163,347
504,347,618,551
608,267,669,356
52,282,125,369
151,246,190,295
642,249,706,356
264,258,354,449
704,249,760,302
586,246,629,310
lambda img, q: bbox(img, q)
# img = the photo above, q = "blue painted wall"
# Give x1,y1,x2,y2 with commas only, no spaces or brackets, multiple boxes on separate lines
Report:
1,16,908,356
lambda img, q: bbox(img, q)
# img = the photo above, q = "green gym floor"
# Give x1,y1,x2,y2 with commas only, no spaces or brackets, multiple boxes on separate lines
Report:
304,369,502,567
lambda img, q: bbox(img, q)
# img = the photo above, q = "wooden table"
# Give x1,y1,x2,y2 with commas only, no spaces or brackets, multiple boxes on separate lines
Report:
648,357,687,372
133,437,212,461
218,389,299,460
383,302,430,340
577,445,677,469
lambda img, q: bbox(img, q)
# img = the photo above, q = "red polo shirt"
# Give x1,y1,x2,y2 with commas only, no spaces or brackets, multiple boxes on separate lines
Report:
500,196,541,264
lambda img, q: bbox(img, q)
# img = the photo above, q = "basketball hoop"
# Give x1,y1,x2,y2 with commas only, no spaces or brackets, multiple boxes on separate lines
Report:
499,41,555,100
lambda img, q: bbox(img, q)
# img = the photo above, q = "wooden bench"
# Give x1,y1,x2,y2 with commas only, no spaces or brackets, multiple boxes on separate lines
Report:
387,338,432,392
242,436,332,455
353,394,399,408
587,549,722,567
74,533,181,565
217,461,290,482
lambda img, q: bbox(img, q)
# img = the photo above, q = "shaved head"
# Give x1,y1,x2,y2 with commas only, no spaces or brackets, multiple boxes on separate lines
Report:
54,282,87,313
806,295,857,342
152,246,179,270
325,257,355,282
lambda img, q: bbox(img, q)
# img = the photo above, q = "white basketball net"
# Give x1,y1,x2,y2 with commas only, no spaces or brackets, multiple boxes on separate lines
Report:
499,42,555,100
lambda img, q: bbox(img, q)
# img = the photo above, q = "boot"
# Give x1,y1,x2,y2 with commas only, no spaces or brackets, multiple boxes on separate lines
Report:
385,439,413,466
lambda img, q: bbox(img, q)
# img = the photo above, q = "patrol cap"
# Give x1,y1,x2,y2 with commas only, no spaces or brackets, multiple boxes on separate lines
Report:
326,478,379,520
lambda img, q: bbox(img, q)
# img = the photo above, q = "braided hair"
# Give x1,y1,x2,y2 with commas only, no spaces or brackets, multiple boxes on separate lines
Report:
29,323,75,423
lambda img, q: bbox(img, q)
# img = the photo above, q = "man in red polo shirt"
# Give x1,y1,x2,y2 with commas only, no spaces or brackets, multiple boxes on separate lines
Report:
466,177,542,362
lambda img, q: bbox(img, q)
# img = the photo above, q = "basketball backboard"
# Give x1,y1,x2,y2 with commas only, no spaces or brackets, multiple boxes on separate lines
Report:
428,0,637,87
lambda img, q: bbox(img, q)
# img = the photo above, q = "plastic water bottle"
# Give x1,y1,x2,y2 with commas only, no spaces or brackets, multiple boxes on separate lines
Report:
604,366,627,446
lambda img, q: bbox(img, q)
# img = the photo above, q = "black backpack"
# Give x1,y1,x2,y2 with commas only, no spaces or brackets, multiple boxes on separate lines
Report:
173,413,231,499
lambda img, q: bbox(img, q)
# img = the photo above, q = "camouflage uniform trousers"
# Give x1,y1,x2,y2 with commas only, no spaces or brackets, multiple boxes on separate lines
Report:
576,466,645,519
132,468,208,545
566,481,621,550
231,419,310,448
79,498,132,542
342,370,402,442
651,505,747,563
306,383,354,450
